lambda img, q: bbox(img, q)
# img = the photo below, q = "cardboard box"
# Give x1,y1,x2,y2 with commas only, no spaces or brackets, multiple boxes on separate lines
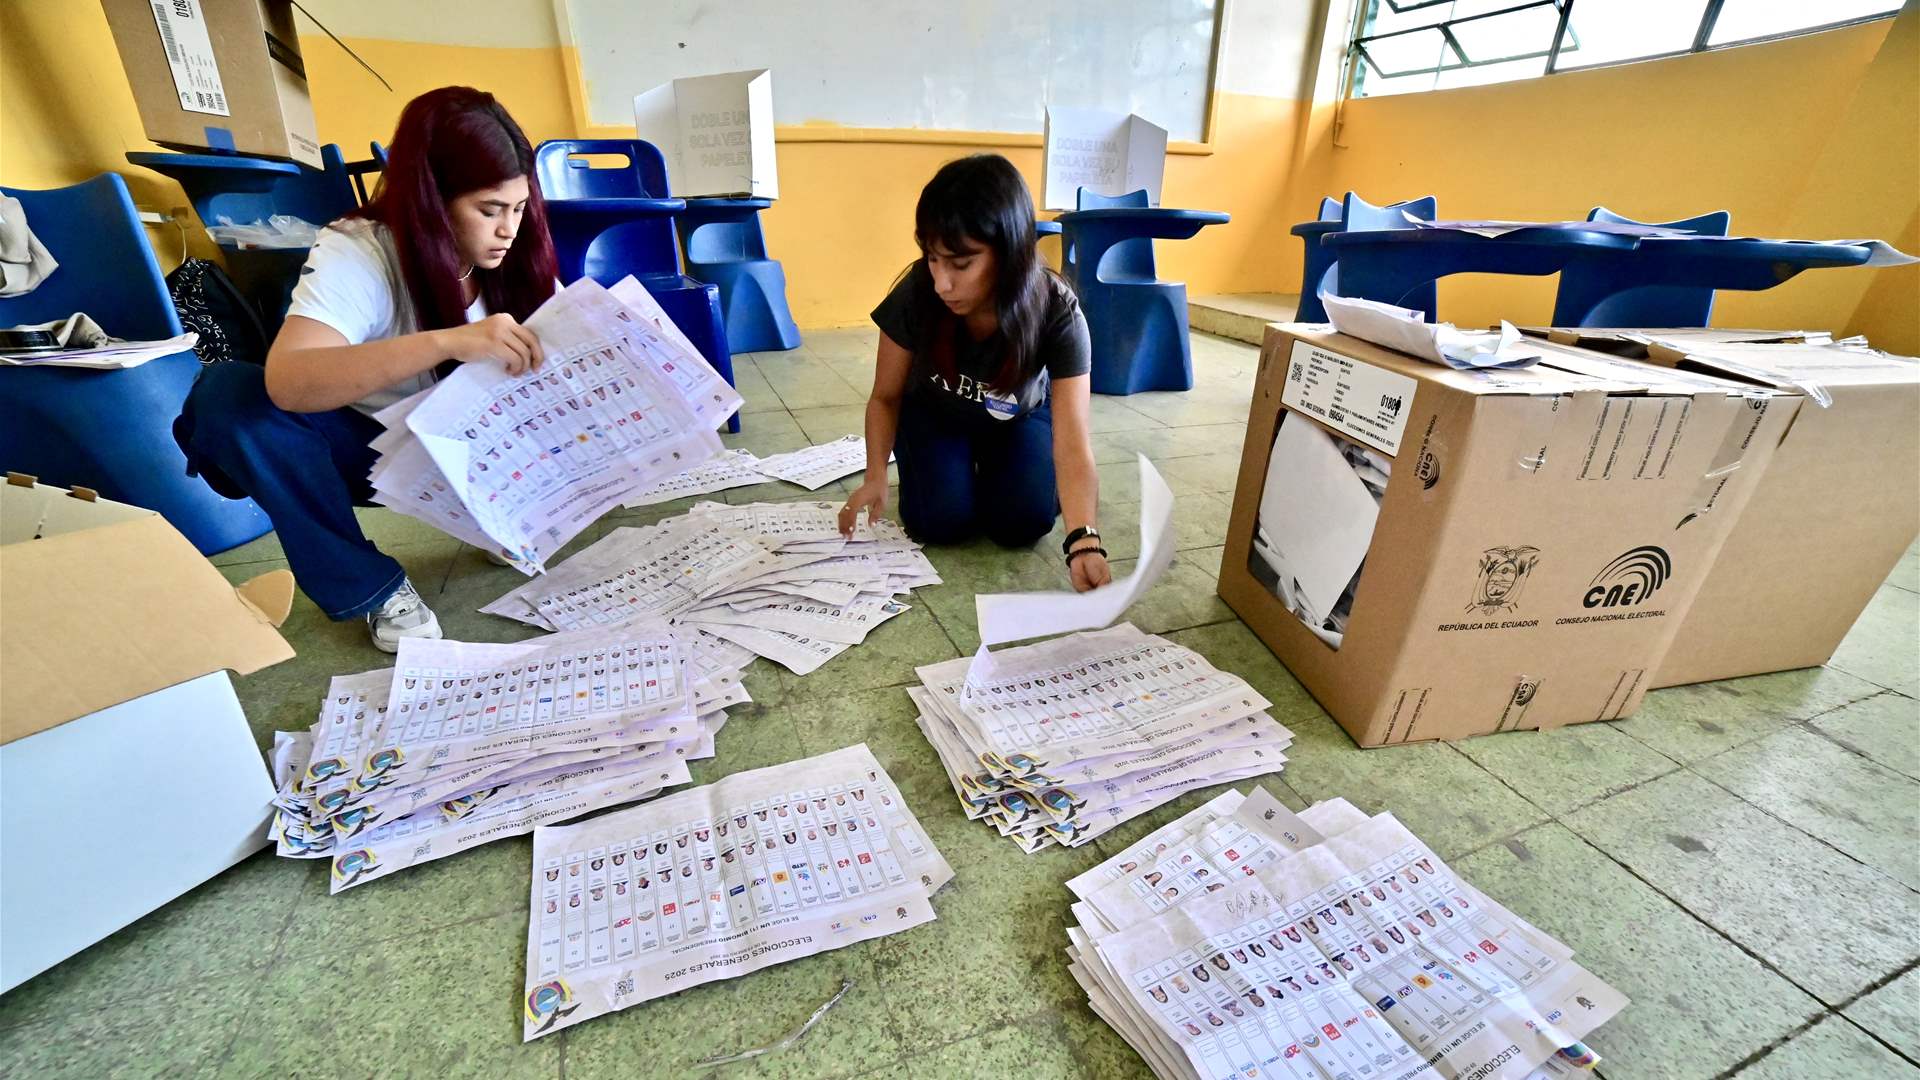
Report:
1217,325,1800,746
1040,107,1167,212
1555,335,1918,686
101,0,322,168
634,69,778,199
0,474,295,992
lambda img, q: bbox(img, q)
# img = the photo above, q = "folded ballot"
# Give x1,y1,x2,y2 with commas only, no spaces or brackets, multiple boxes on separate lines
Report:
1063,787,1628,1080
367,277,743,574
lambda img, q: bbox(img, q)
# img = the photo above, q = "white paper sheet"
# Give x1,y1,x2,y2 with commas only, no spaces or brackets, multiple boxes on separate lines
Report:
1322,293,1541,371
750,434,876,490
0,331,198,369
522,744,950,1040
1256,413,1382,624
622,448,769,507
975,454,1175,650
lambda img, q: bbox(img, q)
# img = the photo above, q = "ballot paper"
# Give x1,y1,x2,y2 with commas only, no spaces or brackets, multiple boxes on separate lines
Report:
1405,218,1685,239
1255,413,1382,631
1064,793,1627,1080
521,743,952,1040
480,497,941,676
266,623,758,890
909,623,1292,853
622,448,770,507
368,277,740,572
975,455,1176,649
750,434,877,490
1322,293,1541,371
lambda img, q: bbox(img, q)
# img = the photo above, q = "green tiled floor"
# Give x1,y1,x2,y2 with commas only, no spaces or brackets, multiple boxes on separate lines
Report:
4,328,1917,1079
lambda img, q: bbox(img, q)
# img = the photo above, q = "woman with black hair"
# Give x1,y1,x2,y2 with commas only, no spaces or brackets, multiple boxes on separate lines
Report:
836,154,1110,592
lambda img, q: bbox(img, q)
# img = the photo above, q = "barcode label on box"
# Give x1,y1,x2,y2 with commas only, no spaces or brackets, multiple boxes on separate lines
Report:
146,0,229,117
1282,340,1418,455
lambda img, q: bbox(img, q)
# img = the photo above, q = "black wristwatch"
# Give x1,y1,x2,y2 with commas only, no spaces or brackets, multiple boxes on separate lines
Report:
1062,525,1101,556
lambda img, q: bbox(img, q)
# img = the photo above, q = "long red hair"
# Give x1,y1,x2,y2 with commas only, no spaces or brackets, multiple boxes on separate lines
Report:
356,86,557,336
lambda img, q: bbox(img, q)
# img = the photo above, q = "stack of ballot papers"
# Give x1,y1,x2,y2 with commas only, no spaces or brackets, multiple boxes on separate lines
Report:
1251,412,1390,649
1064,787,1627,1080
521,743,952,1040
266,620,759,892
480,499,941,675
909,623,1294,853
621,435,885,507
366,275,744,573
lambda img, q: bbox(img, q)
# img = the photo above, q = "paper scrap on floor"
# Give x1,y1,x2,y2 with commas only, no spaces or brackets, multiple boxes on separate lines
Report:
522,743,952,1040
1063,786,1627,1080
366,276,741,573
265,620,758,891
909,622,1292,853
1322,292,1540,370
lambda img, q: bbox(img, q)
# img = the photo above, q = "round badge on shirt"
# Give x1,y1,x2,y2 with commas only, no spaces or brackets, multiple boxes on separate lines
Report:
982,389,1020,421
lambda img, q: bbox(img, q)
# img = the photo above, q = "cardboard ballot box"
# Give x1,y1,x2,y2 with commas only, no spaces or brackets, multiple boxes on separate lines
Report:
634,69,778,199
101,0,322,168
1533,329,1920,686
0,475,295,993
1040,107,1168,212
1218,325,1800,747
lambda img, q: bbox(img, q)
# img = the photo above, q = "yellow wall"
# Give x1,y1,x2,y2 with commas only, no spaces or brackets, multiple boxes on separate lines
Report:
1299,12,1920,352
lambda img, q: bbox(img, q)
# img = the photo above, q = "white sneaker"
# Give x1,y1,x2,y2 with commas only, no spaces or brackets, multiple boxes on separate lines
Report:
368,578,442,652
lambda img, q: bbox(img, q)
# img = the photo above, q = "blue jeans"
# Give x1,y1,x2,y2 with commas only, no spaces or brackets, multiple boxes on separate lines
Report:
175,362,408,620
894,394,1057,547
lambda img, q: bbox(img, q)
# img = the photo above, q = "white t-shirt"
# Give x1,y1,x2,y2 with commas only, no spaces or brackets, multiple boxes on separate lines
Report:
285,218,486,415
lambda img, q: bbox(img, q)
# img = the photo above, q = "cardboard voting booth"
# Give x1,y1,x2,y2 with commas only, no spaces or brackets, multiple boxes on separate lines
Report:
1218,325,1799,747
101,0,322,168
634,69,778,198
0,475,295,992
1530,329,1920,686
1040,107,1168,211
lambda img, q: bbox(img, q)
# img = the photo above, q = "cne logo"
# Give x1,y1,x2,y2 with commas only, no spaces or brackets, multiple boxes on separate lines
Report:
1584,546,1671,608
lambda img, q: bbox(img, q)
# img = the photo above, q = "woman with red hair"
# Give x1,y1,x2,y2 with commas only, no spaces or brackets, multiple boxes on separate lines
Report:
177,86,557,650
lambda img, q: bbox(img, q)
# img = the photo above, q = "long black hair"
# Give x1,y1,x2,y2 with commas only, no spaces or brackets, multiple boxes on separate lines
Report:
902,154,1051,393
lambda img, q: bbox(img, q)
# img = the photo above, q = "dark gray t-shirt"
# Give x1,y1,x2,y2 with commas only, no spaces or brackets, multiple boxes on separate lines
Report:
870,271,1091,421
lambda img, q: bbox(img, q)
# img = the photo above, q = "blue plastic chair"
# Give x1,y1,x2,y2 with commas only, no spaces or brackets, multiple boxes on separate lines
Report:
534,139,740,432
1291,194,1437,322
348,142,387,205
128,143,369,339
0,174,271,554
1552,207,1732,328
676,199,801,354
1057,188,1229,395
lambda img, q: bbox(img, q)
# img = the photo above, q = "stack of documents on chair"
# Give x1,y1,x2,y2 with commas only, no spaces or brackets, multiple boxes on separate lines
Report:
479,498,940,676
266,620,755,892
365,276,743,574
521,743,953,1040
1063,787,1627,1080
908,623,1293,853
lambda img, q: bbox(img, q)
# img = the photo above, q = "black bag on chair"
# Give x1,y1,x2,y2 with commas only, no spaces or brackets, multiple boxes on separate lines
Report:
165,257,270,365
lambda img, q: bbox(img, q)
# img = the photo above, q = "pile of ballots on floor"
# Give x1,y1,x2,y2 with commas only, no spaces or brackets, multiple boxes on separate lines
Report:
911,623,1293,853
480,499,939,676
268,620,756,891
1064,786,1627,1080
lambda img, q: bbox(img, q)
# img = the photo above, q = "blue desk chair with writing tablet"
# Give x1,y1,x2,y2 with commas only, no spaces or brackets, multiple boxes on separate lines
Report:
534,139,740,432
1552,206,1732,328
675,199,801,354
1291,194,1437,322
1057,188,1229,395
0,174,271,553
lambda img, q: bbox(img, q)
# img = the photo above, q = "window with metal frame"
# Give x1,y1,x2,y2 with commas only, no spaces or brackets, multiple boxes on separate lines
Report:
1348,0,1903,99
